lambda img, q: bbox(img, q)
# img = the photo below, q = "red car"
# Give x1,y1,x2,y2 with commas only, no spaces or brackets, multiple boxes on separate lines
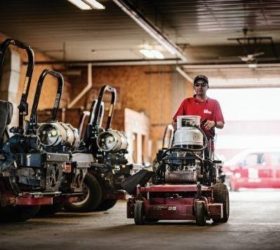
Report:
224,149,280,191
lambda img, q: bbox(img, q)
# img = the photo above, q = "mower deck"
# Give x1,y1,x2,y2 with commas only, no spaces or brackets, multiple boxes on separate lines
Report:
127,184,225,225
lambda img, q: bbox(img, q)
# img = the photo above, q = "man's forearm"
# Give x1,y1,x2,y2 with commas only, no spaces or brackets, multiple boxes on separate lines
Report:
216,121,224,129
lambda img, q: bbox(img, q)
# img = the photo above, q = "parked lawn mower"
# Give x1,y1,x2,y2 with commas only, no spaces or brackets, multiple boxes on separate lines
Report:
125,115,229,226
0,38,42,222
26,69,92,215
0,39,91,221
64,85,131,212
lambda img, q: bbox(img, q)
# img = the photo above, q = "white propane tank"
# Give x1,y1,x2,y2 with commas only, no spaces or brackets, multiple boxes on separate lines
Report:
173,115,203,147
97,129,128,152
37,122,80,148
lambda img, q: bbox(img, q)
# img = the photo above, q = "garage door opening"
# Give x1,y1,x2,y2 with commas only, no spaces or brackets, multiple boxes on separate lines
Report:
209,87,280,191
209,87,280,159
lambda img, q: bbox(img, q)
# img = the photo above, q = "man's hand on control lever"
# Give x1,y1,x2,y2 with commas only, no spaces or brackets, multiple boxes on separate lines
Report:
203,120,215,130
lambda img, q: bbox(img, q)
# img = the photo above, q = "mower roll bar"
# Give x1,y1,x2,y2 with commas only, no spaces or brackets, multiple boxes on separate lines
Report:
91,85,116,130
78,101,104,140
88,99,104,129
162,124,174,149
0,39,34,133
29,69,64,128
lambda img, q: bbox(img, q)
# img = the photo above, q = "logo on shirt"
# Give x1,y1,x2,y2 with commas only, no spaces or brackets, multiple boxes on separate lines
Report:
204,109,212,114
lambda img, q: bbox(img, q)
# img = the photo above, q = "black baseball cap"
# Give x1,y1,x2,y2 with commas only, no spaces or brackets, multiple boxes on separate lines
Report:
194,75,208,85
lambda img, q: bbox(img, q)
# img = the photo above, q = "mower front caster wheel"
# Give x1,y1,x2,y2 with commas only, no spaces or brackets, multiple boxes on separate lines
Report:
134,201,146,225
213,183,230,223
195,202,206,226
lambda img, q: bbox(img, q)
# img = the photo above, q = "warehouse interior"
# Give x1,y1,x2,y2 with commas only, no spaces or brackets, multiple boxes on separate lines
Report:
1,1,280,249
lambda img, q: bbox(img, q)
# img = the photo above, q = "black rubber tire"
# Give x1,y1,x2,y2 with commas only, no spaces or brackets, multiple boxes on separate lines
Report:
96,198,117,211
64,173,102,212
145,218,158,223
36,203,63,217
195,202,206,226
134,200,145,225
213,183,230,223
0,205,40,223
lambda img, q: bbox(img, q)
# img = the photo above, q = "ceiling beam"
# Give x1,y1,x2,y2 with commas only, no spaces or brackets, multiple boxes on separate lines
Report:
31,58,280,67
176,66,193,83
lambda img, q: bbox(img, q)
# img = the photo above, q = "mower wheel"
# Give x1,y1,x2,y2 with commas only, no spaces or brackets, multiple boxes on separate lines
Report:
64,173,102,212
0,205,40,223
213,183,230,223
145,218,158,224
134,200,146,225
195,201,206,226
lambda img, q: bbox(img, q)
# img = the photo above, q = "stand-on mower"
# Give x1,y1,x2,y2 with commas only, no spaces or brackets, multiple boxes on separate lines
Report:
124,115,229,226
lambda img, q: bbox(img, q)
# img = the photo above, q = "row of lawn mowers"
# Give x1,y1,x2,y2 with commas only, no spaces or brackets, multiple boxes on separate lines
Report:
0,38,131,222
0,38,230,226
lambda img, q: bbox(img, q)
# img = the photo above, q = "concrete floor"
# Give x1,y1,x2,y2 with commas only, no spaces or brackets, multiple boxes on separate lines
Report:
1,191,280,250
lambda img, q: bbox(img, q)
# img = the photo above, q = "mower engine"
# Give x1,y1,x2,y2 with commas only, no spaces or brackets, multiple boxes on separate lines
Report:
154,115,215,186
164,116,203,184
95,129,129,189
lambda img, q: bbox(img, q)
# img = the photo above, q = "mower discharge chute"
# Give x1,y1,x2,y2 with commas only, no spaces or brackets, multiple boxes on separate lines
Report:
126,115,229,226
65,85,131,212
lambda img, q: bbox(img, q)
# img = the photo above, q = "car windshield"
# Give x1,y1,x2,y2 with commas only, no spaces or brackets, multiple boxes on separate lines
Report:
225,151,250,166
225,149,280,166
269,152,280,165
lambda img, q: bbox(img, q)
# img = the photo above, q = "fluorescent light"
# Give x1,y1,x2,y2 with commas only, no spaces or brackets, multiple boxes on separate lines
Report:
139,49,164,59
84,0,105,9
139,49,154,59
67,0,105,10
67,0,91,10
151,50,164,59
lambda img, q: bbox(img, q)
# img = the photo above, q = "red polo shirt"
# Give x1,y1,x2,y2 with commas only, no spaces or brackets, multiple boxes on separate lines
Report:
173,96,224,139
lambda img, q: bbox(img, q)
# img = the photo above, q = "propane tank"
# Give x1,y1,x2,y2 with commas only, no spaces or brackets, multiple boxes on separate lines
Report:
37,122,80,148
97,129,128,152
173,115,203,147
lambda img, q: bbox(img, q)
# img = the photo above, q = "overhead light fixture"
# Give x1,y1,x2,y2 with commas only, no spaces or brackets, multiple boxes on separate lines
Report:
113,0,187,61
67,0,105,10
85,0,105,9
139,49,164,59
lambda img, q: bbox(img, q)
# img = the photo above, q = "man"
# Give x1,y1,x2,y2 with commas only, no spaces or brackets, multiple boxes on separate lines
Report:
173,74,224,144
